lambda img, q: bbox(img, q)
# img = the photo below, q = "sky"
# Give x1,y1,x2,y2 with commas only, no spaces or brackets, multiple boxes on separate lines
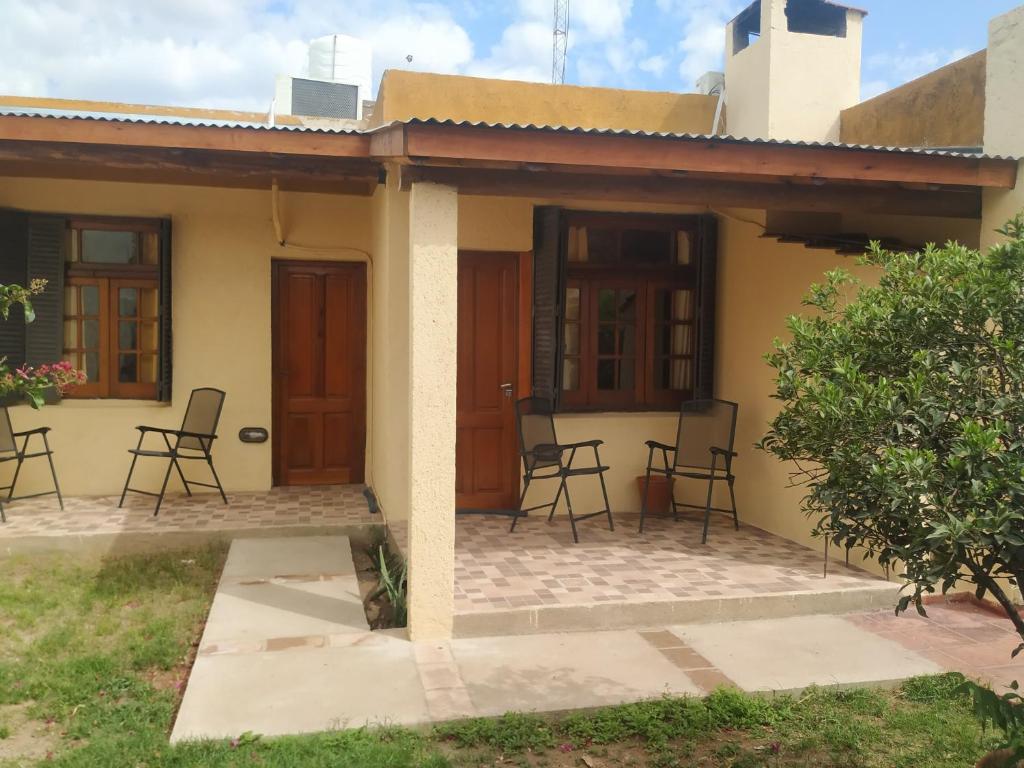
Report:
0,1,1018,112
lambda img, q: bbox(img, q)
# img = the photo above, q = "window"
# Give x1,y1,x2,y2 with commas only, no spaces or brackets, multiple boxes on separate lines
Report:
558,213,705,411
63,218,165,399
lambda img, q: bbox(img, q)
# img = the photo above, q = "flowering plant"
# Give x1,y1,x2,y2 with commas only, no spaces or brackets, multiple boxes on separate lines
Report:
0,279,87,408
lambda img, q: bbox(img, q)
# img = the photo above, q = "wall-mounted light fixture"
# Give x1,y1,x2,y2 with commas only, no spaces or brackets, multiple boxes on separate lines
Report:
238,427,269,444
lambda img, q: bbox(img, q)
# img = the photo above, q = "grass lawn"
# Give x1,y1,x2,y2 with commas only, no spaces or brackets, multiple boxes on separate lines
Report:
0,546,1001,767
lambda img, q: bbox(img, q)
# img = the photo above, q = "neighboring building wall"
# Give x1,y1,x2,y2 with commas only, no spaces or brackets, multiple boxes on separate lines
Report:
0,177,373,497
371,70,718,134
982,6,1024,250
840,52,987,149
725,0,863,142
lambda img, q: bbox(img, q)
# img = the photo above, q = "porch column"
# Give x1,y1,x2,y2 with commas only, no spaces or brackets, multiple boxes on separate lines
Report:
981,6,1024,249
406,181,458,640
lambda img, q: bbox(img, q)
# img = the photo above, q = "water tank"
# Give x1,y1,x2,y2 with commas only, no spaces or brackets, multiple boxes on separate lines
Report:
308,34,373,99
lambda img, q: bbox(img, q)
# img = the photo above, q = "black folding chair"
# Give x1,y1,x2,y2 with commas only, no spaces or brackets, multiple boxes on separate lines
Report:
639,399,739,543
510,397,614,544
119,387,228,516
0,407,62,523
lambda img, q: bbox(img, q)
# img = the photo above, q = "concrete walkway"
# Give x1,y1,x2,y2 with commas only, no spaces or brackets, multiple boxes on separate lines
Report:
170,535,954,743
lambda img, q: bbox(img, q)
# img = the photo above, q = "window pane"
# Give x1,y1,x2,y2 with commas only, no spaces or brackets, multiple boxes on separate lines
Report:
586,228,617,264
564,323,579,355
597,359,635,390
657,358,693,391
83,319,100,349
598,289,616,321
64,287,79,315
567,226,588,263
622,229,672,265
656,324,694,356
119,321,137,351
81,230,138,264
119,354,138,383
562,358,579,390
82,286,100,316
140,354,158,384
63,320,79,349
598,326,615,355
656,289,694,323
84,352,100,382
676,231,693,265
617,290,636,321
140,288,159,319
565,287,580,321
119,287,138,317
597,359,615,390
141,232,160,266
140,322,159,353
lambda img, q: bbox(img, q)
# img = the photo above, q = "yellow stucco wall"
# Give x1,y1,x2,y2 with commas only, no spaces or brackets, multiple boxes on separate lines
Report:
0,177,372,498
841,52,987,149
371,70,717,134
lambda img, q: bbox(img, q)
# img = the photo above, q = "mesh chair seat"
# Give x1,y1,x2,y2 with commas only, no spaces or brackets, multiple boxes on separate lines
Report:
0,409,63,523
639,399,739,543
119,388,228,516
512,397,614,543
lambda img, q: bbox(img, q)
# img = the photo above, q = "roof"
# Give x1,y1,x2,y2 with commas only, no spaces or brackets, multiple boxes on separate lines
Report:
0,106,1013,161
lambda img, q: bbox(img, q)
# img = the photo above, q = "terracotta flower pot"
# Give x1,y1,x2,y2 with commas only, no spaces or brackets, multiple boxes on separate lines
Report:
637,475,674,515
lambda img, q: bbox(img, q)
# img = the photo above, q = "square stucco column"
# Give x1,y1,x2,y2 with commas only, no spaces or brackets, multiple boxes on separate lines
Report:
982,5,1024,249
406,181,458,640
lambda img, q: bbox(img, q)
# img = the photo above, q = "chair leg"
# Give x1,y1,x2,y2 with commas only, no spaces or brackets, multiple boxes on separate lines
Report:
207,456,228,505
561,478,580,544
510,474,531,533
728,476,738,531
638,467,653,534
163,434,192,495
42,433,63,511
153,458,176,517
8,453,24,501
700,477,715,545
547,475,565,523
119,454,140,508
0,497,6,523
594,446,613,532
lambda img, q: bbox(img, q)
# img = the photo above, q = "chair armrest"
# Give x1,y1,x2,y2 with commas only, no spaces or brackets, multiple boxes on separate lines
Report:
13,426,50,437
136,425,177,435
136,426,217,441
710,447,738,458
523,443,561,457
645,440,675,452
558,439,603,450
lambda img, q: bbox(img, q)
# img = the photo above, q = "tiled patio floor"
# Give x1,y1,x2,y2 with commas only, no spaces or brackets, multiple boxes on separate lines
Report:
454,512,888,616
0,484,375,539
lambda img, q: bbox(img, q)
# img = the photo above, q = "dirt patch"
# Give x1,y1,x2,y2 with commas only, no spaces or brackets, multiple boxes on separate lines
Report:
353,545,394,629
0,703,61,764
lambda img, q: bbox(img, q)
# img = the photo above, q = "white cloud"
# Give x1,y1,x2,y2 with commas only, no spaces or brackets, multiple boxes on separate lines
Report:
864,46,977,89
860,79,890,101
638,54,668,77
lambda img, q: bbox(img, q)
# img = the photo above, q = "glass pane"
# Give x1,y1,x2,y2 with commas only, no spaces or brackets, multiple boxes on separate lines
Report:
598,289,616,322
656,324,694,356
81,230,138,264
563,323,579,355
119,354,138,383
617,290,636,321
676,231,693,265
597,359,615,390
656,289,694,323
619,358,635,389
64,287,79,315
140,354,158,384
140,322,159,353
597,359,635,390
140,288,159,319
119,321,137,351
83,319,100,349
63,352,79,370
657,358,693,391
67,230,80,263
598,326,615,355
622,229,672,265
567,226,588,263
565,287,580,321
119,287,138,317
141,232,159,266
63,320,79,349
562,358,579,390
82,286,99,316
619,324,636,355
586,228,618,264
84,352,100,382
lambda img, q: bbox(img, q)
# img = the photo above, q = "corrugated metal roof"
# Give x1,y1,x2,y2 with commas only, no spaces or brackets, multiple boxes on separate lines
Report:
0,106,360,133
396,118,1018,161
0,106,1016,161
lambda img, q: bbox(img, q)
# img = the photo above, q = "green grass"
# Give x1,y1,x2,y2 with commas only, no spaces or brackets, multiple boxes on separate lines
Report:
0,548,1003,767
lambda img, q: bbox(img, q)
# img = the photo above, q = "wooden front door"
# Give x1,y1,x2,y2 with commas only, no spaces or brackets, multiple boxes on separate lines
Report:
456,252,520,510
273,261,366,486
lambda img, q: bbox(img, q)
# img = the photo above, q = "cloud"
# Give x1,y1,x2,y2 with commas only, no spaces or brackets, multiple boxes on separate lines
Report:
864,46,976,88
638,54,668,77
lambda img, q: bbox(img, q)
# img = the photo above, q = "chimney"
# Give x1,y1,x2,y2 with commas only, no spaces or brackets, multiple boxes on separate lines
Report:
724,0,865,142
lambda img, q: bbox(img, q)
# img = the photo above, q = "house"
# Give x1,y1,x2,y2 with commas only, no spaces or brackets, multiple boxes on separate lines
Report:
0,0,1021,640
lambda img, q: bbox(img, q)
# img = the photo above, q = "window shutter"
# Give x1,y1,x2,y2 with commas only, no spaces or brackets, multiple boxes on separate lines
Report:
531,206,564,404
0,209,29,370
157,219,173,402
24,216,65,367
695,214,718,400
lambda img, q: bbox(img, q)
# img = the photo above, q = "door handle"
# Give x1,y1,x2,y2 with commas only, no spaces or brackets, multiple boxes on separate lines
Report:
500,382,513,399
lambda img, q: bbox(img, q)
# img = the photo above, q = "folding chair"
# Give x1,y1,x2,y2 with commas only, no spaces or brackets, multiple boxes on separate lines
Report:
510,396,614,544
639,399,739,543
119,387,228,516
0,407,63,523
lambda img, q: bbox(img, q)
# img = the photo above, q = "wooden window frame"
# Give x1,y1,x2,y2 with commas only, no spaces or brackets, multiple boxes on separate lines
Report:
63,217,163,400
559,212,700,412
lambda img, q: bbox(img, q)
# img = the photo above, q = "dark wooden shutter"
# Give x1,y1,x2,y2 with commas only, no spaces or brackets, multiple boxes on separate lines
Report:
24,216,65,367
0,209,29,370
531,206,564,404
695,214,718,400
157,219,173,402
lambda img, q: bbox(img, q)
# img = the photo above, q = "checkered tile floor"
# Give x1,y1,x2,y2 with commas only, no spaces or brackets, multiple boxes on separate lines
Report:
453,512,885,614
0,485,375,538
